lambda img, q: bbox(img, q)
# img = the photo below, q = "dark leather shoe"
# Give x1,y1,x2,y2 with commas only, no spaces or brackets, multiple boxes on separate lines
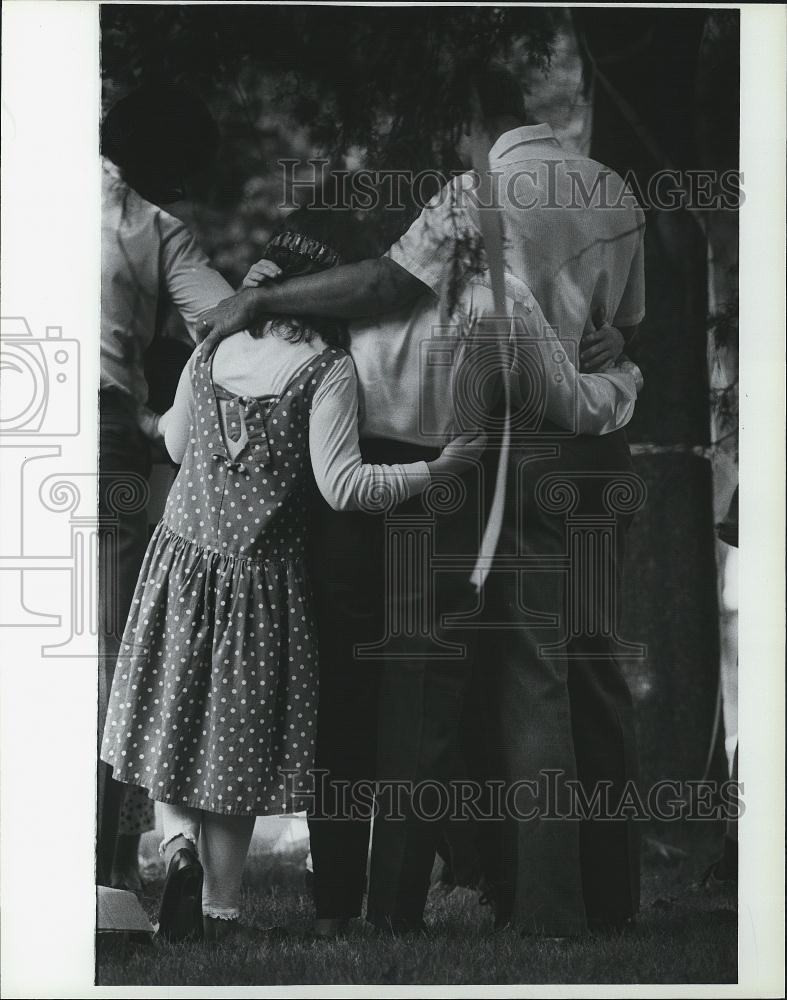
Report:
203,915,244,944
156,848,204,943
478,877,513,932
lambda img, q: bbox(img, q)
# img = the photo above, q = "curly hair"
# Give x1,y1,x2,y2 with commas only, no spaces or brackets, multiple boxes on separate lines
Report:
250,206,377,351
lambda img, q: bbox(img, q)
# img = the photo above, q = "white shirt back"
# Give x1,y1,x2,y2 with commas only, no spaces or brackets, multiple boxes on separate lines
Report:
386,124,646,348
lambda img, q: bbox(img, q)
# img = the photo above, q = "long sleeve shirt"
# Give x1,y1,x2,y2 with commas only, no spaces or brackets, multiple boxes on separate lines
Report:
101,157,233,403
161,333,431,512
350,270,642,443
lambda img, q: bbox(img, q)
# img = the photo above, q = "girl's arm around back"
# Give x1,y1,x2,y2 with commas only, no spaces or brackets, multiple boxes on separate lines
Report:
308,355,431,512
309,357,486,512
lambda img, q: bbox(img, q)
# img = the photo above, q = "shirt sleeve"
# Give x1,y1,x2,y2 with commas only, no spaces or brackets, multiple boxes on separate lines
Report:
385,174,478,295
161,349,199,463
613,208,646,328
309,355,431,511
157,213,235,340
512,302,642,436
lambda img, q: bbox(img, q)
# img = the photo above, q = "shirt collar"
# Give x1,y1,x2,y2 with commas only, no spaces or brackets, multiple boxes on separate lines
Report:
101,156,125,183
488,124,561,164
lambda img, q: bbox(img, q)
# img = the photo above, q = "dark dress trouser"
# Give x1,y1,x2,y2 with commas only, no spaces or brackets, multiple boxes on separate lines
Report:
96,390,151,885
480,428,641,936
363,443,481,933
307,440,480,927
306,494,384,919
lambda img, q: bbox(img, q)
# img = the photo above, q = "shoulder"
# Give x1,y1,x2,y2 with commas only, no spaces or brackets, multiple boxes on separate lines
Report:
152,204,192,244
411,171,474,219
564,155,632,191
296,344,353,386
434,171,477,216
210,331,247,380
316,348,354,381
310,351,356,408
102,158,159,229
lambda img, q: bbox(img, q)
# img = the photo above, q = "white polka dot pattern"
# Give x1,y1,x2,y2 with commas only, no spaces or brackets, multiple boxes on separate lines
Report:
100,344,346,815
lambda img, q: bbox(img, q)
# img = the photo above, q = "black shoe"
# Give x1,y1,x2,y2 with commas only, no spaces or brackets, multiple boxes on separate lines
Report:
701,858,738,891
156,848,204,943
203,915,243,944
478,877,513,932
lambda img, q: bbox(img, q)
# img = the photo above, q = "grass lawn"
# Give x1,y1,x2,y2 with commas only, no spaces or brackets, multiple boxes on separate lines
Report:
97,820,737,986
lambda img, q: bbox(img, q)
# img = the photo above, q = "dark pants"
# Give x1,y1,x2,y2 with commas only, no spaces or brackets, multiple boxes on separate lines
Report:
480,429,641,935
306,494,384,919
307,440,481,928
96,389,151,886
364,443,481,933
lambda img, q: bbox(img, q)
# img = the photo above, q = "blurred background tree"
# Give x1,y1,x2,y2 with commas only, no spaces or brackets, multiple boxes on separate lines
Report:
102,4,557,280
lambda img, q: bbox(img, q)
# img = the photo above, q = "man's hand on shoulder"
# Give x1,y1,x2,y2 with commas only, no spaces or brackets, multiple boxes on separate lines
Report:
197,287,263,349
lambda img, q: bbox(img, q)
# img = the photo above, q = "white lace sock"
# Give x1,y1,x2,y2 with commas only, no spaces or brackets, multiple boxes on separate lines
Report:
199,813,256,920
159,803,201,865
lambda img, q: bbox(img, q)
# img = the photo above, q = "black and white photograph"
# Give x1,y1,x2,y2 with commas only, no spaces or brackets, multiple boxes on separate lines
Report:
0,2,784,995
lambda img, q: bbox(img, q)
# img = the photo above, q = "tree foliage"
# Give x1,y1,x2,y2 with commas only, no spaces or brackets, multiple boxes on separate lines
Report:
102,5,557,278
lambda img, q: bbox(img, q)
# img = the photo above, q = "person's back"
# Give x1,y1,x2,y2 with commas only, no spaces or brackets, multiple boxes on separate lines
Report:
387,129,645,351
161,334,346,566
101,157,231,404
100,205,484,938
349,272,532,447
489,131,646,345
97,87,231,890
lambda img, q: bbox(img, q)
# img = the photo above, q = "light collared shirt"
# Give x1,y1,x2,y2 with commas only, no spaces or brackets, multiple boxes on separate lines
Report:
386,124,646,348
350,272,642,446
101,157,233,404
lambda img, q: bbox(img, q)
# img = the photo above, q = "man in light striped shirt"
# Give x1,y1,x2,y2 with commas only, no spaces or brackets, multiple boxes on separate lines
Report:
199,66,645,939
380,66,646,938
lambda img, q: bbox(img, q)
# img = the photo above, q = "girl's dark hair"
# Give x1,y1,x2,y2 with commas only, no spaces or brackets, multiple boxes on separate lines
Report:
258,206,377,351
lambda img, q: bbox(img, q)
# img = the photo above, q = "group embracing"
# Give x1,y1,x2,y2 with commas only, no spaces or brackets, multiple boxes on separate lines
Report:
99,64,646,944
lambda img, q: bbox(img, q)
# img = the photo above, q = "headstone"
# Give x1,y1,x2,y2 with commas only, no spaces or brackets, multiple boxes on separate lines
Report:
96,885,154,936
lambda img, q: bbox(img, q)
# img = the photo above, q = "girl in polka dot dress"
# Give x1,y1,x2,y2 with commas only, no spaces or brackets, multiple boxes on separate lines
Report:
100,208,483,941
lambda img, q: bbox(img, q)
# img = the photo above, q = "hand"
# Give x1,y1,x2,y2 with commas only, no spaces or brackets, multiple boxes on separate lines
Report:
134,403,163,443
580,306,625,373
617,357,644,392
429,431,488,477
242,258,282,288
196,287,265,351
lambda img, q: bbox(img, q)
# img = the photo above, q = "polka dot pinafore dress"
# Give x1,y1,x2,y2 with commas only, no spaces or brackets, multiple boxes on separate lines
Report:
101,342,346,816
